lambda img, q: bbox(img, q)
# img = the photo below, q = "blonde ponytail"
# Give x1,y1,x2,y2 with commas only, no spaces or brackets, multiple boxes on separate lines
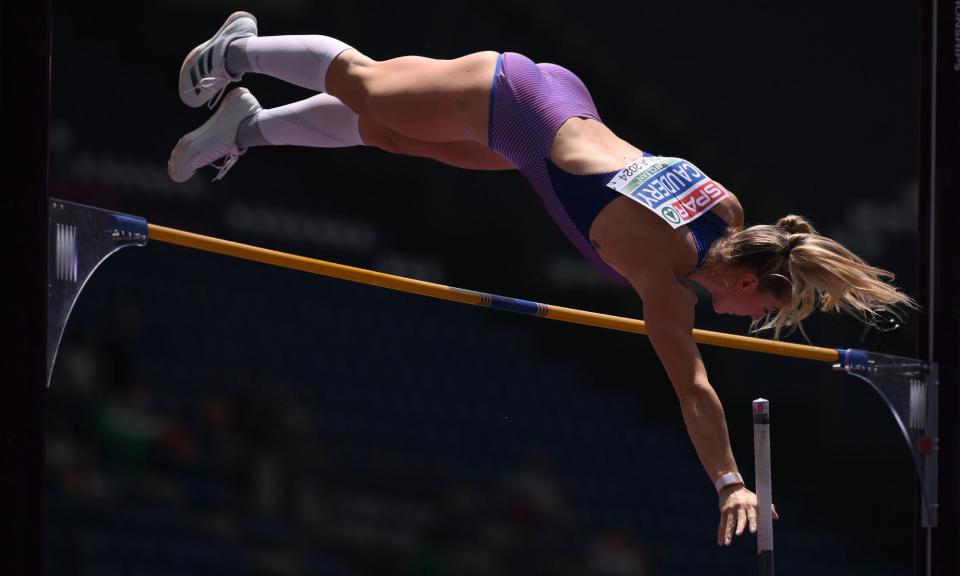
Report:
705,214,916,338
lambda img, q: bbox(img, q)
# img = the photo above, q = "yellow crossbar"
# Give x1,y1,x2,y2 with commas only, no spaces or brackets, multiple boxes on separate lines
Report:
148,223,841,363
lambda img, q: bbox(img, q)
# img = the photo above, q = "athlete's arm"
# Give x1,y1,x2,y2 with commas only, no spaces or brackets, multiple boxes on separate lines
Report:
630,271,765,545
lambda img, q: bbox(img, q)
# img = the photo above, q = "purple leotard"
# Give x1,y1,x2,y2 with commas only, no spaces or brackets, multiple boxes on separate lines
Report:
487,52,729,282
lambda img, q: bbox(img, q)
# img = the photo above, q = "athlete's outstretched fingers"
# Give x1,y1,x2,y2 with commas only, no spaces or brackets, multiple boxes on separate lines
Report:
735,507,747,536
748,505,758,533
725,510,735,545
717,512,726,546
719,510,735,546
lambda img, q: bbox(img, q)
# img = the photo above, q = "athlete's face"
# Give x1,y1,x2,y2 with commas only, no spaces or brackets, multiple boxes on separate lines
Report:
710,272,785,321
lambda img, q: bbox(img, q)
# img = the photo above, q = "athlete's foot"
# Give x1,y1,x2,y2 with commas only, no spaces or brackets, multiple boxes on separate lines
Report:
179,11,258,109
168,87,262,183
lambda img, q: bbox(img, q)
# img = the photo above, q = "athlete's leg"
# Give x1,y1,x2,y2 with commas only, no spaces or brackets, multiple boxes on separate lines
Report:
227,35,351,92
237,93,363,149
173,17,506,181
230,91,511,170
358,116,513,171
184,14,500,145
227,35,499,146
326,50,500,146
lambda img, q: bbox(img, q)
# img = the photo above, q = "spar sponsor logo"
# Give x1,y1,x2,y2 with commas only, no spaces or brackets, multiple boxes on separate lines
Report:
667,180,729,223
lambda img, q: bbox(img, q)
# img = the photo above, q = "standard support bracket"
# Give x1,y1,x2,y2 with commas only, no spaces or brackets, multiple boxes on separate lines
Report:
47,199,147,387
835,349,939,527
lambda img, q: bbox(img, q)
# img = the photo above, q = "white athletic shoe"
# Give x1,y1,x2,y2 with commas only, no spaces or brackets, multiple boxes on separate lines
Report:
168,87,262,183
179,11,258,109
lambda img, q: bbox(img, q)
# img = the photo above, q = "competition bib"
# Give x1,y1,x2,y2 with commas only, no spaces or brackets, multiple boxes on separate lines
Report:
604,156,729,229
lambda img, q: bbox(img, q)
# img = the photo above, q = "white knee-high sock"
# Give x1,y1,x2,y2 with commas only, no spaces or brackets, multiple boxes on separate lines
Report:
237,93,364,148
227,35,352,92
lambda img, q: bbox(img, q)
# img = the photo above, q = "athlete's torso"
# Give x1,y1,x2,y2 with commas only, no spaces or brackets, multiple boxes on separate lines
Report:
549,117,744,280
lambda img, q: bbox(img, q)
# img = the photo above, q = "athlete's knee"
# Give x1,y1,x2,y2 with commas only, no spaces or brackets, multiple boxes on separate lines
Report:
326,49,378,114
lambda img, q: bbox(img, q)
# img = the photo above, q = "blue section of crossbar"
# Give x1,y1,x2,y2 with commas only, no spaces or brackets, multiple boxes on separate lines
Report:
485,293,544,316
837,348,869,369
106,214,148,241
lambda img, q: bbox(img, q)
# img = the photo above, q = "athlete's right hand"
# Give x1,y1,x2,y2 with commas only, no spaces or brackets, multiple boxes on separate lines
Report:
717,484,779,546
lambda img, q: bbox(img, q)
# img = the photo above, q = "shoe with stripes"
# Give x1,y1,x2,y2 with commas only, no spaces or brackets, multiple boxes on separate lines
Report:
179,11,258,109
168,87,262,183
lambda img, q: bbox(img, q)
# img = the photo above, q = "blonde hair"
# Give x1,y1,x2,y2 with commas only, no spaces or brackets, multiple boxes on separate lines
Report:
704,214,916,338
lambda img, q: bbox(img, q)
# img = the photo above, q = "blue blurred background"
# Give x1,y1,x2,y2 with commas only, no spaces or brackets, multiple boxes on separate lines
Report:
46,1,922,574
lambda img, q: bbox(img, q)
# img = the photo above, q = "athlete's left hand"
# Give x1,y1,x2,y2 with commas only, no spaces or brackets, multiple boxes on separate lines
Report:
717,484,779,546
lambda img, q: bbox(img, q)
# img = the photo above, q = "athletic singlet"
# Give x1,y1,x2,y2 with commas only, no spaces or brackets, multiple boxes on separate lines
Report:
487,52,731,280
545,158,730,274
